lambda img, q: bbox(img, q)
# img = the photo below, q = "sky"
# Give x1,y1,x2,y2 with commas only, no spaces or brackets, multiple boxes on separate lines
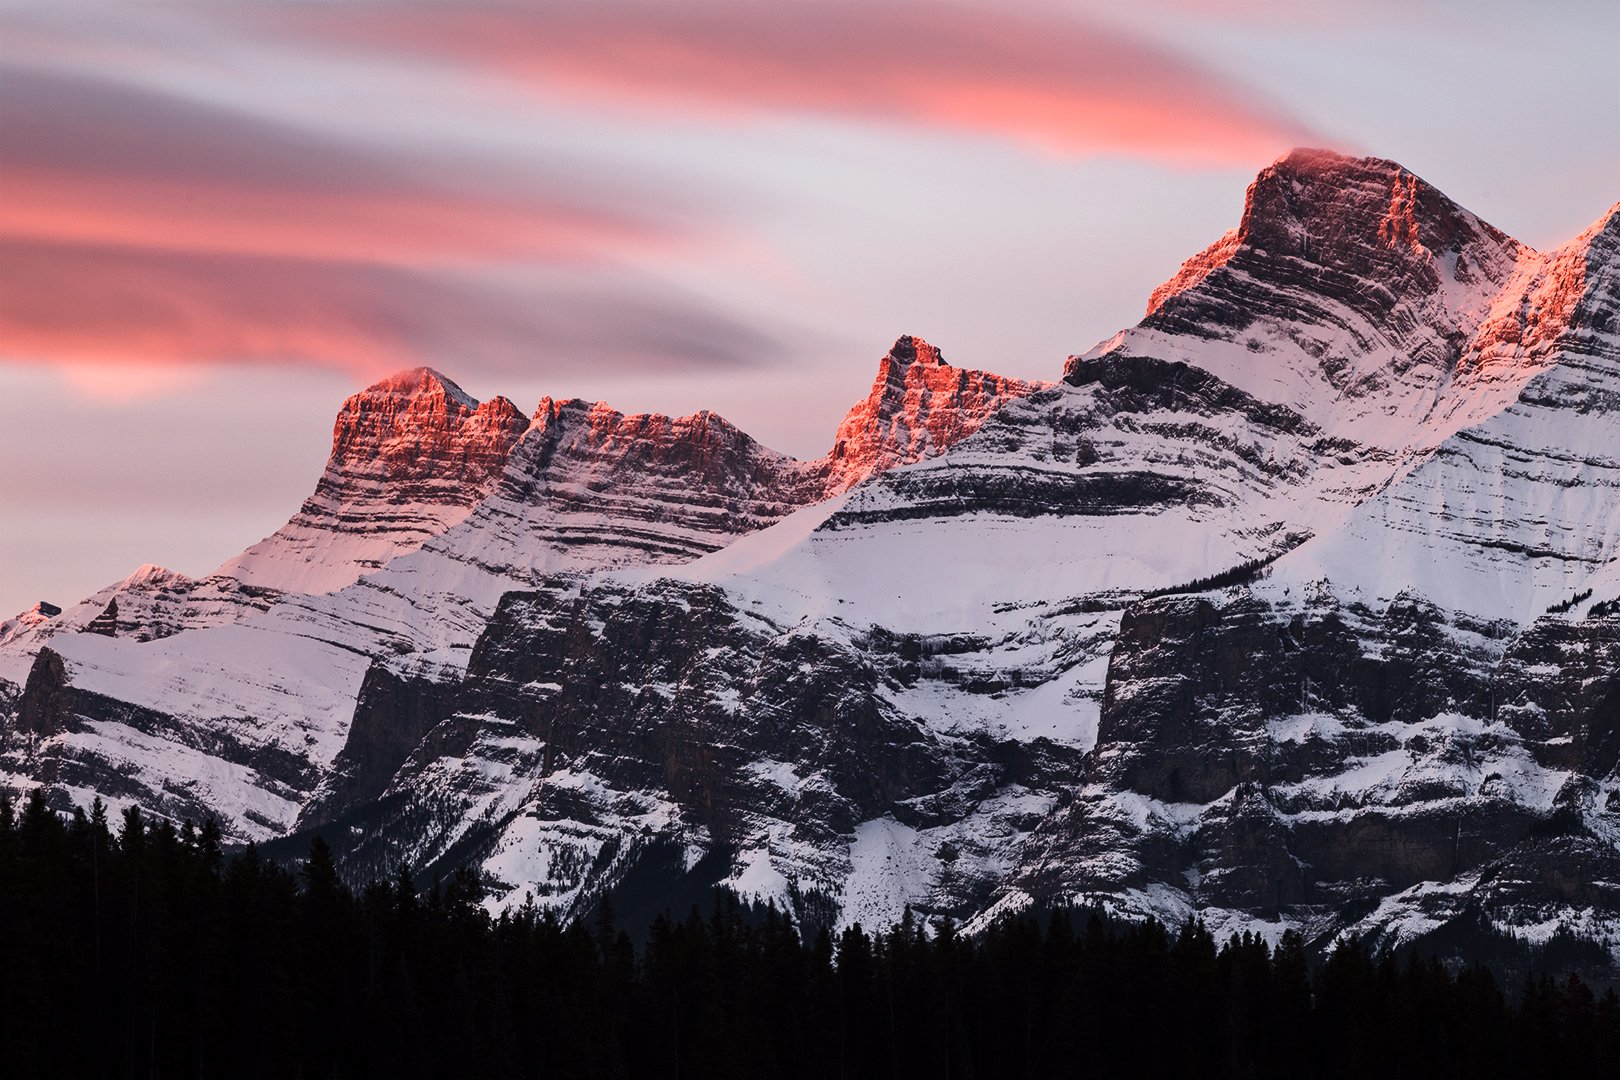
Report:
2,0,1617,617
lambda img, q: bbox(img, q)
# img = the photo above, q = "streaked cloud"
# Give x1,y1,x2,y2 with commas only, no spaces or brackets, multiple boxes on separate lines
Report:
0,63,781,384
260,0,1312,164
0,238,779,380
0,2,1311,389
0,64,693,266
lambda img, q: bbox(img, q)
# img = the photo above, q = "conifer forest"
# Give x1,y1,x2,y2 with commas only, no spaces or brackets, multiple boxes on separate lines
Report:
2,792,1616,1078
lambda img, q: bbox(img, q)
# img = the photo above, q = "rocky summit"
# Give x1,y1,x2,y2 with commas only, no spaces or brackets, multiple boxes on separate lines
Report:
3,149,1617,963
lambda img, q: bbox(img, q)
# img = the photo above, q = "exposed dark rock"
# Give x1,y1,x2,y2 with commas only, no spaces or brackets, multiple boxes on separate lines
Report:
299,663,463,830
1497,611,1620,776
16,648,75,740
84,598,118,637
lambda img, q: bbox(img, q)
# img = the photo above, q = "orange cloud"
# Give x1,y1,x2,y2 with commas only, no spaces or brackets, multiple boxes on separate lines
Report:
0,65,779,386
0,169,660,267
0,239,782,382
266,1,1311,165
0,66,681,267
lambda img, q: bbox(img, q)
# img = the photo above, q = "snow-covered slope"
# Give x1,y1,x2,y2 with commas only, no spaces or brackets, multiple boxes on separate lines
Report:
0,602,61,650
4,149,1617,963
0,337,1044,839
218,367,532,595
1275,203,1620,621
0,370,530,685
313,150,1620,952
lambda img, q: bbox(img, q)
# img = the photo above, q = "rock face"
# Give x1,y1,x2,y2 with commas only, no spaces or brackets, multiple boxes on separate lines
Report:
997,589,1620,945
427,396,817,577
218,367,532,595
823,335,1051,493
1280,200,1620,621
302,577,1080,924
0,602,59,649
0,336,1045,843
1497,612,1620,780
83,599,118,637
3,148,1618,963
306,663,463,829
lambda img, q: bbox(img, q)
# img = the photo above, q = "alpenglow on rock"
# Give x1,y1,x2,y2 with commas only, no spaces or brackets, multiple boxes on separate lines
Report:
219,367,533,595
2,149,1618,968
0,336,1046,838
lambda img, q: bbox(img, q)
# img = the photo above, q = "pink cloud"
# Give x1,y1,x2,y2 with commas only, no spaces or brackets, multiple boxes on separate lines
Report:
0,238,781,383
0,66,684,267
266,1,1311,164
0,65,784,386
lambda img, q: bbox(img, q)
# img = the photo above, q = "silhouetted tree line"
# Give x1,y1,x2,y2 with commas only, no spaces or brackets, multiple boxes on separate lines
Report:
2,789,1617,1079
1546,588,1594,614
1143,552,1282,601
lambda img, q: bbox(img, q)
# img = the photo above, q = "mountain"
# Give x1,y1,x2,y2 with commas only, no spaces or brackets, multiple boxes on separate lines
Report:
823,334,1049,493
0,601,60,650
0,336,1044,838
219,367,532,595
3,148,1617,964
0,370,526,660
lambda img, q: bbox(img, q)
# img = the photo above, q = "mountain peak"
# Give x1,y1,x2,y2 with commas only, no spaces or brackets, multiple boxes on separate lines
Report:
117,564,189,591
213,367,532,594
0,600,62,649
1240,146,1518,257
332,367,518,456
1265,145,1401,179
362,367,478,409
824,337,1050,492
1142,146,1524,322
886,334,947,368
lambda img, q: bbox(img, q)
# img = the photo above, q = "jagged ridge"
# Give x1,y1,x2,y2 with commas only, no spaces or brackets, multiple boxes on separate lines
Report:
3,149,1618,967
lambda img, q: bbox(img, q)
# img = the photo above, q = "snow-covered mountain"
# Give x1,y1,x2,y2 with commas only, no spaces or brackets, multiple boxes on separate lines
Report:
3,148,1617,961
0,335,1044,837
0,601,60,650
221,367,532,595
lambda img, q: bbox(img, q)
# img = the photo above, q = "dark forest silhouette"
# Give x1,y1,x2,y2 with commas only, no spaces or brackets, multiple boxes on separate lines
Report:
2,790,1616,1078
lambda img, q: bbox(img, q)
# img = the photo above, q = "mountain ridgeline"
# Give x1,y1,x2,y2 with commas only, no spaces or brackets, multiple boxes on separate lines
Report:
2,149,1618,976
